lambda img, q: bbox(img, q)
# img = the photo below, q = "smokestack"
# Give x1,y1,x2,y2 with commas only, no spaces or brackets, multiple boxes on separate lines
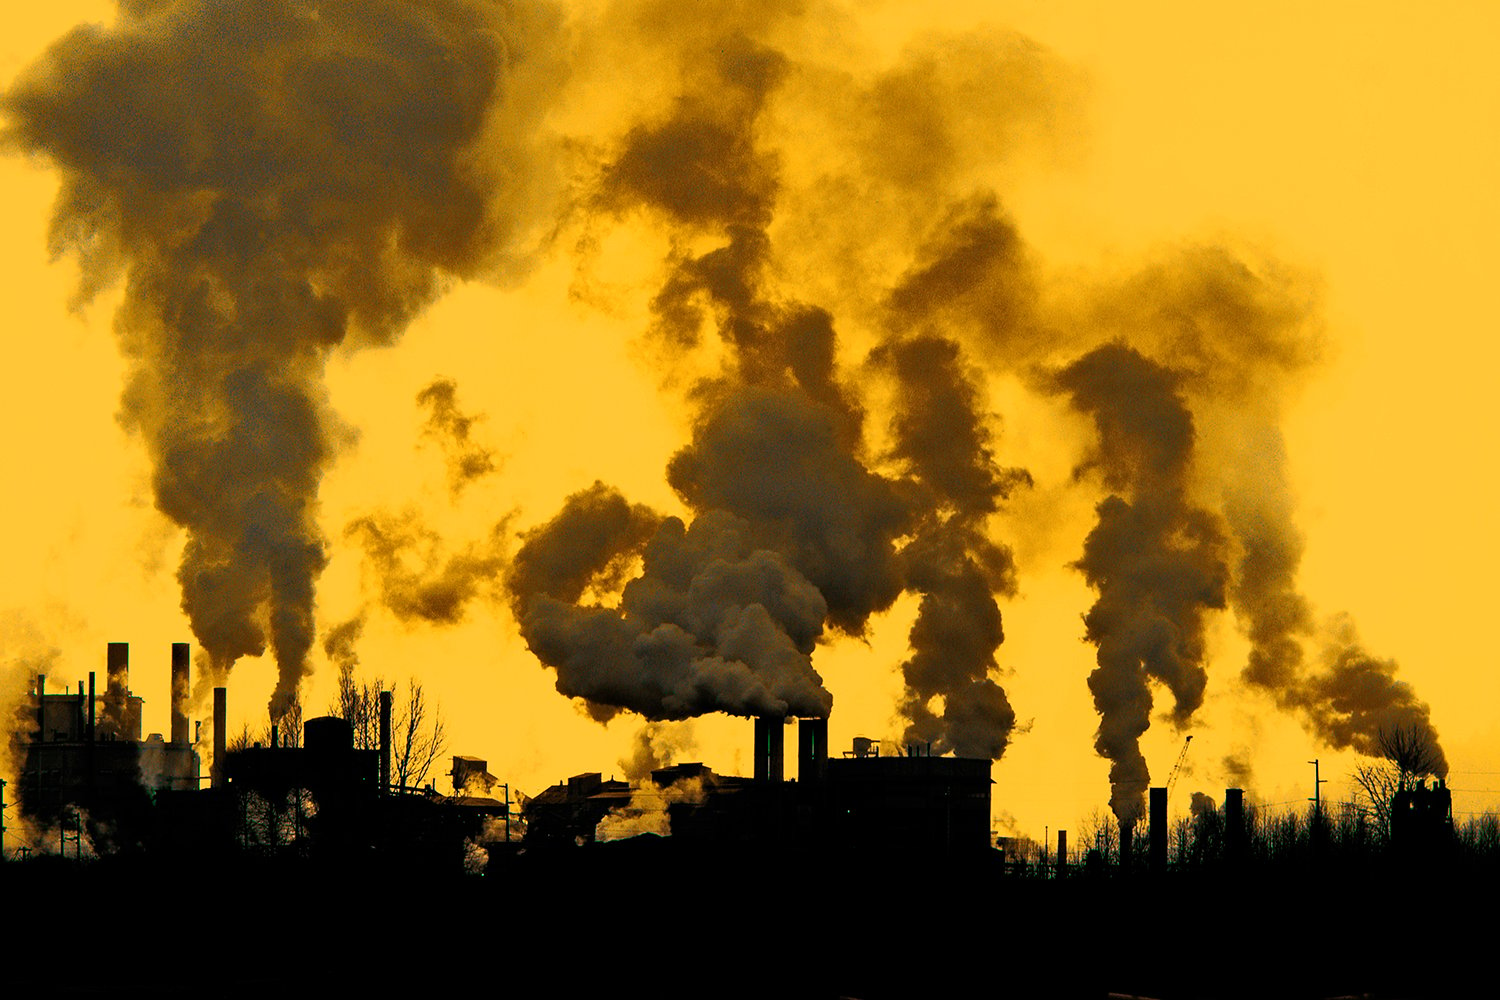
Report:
1119,821,1133,873
170,643,189,744
797,717,828,783
1056,830,1068,875
380,689,393,793
753,717,785,783
1225,787,1245,864
1149,786,1167,873
36,674,45,743
212,687,226,789
105,642,128,739
87,671,96,742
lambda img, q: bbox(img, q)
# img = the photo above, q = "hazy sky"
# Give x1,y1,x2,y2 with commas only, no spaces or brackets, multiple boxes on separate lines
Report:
2,0,1497,845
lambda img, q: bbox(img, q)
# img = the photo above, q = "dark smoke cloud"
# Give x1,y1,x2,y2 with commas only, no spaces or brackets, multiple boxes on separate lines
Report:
508,9,1036,758
322,613,365,676
1295,616,1448,775
1222,751,1254,789
884,194,1044,362
1076,251,1444,776
1055,343,1228,825
348,512,508,627
665,388,911,635
517,507,833,720
871,335,1030,757
506,482,663,612
1189,791,1217,818
418,378,498,498
2,0,564,718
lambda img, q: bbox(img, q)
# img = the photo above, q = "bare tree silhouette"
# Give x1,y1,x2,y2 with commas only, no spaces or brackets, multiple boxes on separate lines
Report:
329,666,447,789
1352,723,1443,837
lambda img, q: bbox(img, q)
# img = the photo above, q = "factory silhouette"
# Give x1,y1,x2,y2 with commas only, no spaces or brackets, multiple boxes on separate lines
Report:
5,641,1488,999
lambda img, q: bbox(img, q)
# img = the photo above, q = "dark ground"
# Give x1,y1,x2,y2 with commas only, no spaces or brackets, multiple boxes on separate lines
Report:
5,841,1485,999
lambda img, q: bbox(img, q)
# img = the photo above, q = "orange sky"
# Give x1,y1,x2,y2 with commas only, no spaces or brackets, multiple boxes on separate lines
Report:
2,0,1498,846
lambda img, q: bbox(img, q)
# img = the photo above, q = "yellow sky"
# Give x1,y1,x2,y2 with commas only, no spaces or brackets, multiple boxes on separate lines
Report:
2,0,1498,844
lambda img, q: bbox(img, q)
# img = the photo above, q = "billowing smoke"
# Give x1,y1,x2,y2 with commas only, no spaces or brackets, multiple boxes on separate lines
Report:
514,480,836,721
418,378,498,498
620,721,698,783
322,613,365,676
506,17,1032,755
348,512,508,627
1222,750,1254,789
1062,251,1446,803
1054,343,1229,826
872,335,1029,757
1295,616,1448,775
1,0,563,718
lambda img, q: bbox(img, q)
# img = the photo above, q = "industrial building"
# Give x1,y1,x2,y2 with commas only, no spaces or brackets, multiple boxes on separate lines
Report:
521,716,994,852
11,641,508,864
17,642,199,851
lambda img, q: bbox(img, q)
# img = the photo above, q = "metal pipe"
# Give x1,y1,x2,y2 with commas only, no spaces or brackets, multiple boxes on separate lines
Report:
170,643,190,744
212,687,227,789
1149,786,1168,873
379,690,393,793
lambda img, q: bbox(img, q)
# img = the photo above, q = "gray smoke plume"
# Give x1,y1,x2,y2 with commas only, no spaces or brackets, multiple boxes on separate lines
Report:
2,0,563,719
1296,616,1448,775
348,512,509,627
418,378,498,498
505,15,1037,757
1055,343,1229,826
1082,251,1445,774
322,613,365,677
620,721,698,782
871,335,1030,757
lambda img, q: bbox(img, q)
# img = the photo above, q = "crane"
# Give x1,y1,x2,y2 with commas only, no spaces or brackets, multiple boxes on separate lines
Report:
1166,734,1193,796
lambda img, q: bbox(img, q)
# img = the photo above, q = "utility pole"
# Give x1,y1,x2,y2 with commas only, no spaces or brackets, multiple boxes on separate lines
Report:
0,778,6,861
1308,759,1327,813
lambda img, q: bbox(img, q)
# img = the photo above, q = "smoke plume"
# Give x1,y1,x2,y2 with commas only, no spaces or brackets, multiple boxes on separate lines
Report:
1055,343,1229,826
1,0,563,718
508,15,1033,755
348,513,508,627
418,378,498,498
620,721,699,783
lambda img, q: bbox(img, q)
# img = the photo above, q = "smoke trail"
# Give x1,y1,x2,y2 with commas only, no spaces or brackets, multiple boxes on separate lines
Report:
1084,250,1445,770
620,721,697,782
871,334,1030,757
418,378,498,498
1296,616,1448,774
1055,343,1229,826
507,11,1040,758
2,0,563,718
347,512,508,627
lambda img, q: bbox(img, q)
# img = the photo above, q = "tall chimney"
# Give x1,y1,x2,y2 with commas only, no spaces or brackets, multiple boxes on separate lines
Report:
753,717,785,783
170,643,190,744
1149,786,1168,873
87,671,96,742
797,717,828,783
35,674,45,743
1056,830,1068,876
1119,821,1133,873
212,687,227,788
379,689,393,793
1225,787,1245,864
105,642,129,739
